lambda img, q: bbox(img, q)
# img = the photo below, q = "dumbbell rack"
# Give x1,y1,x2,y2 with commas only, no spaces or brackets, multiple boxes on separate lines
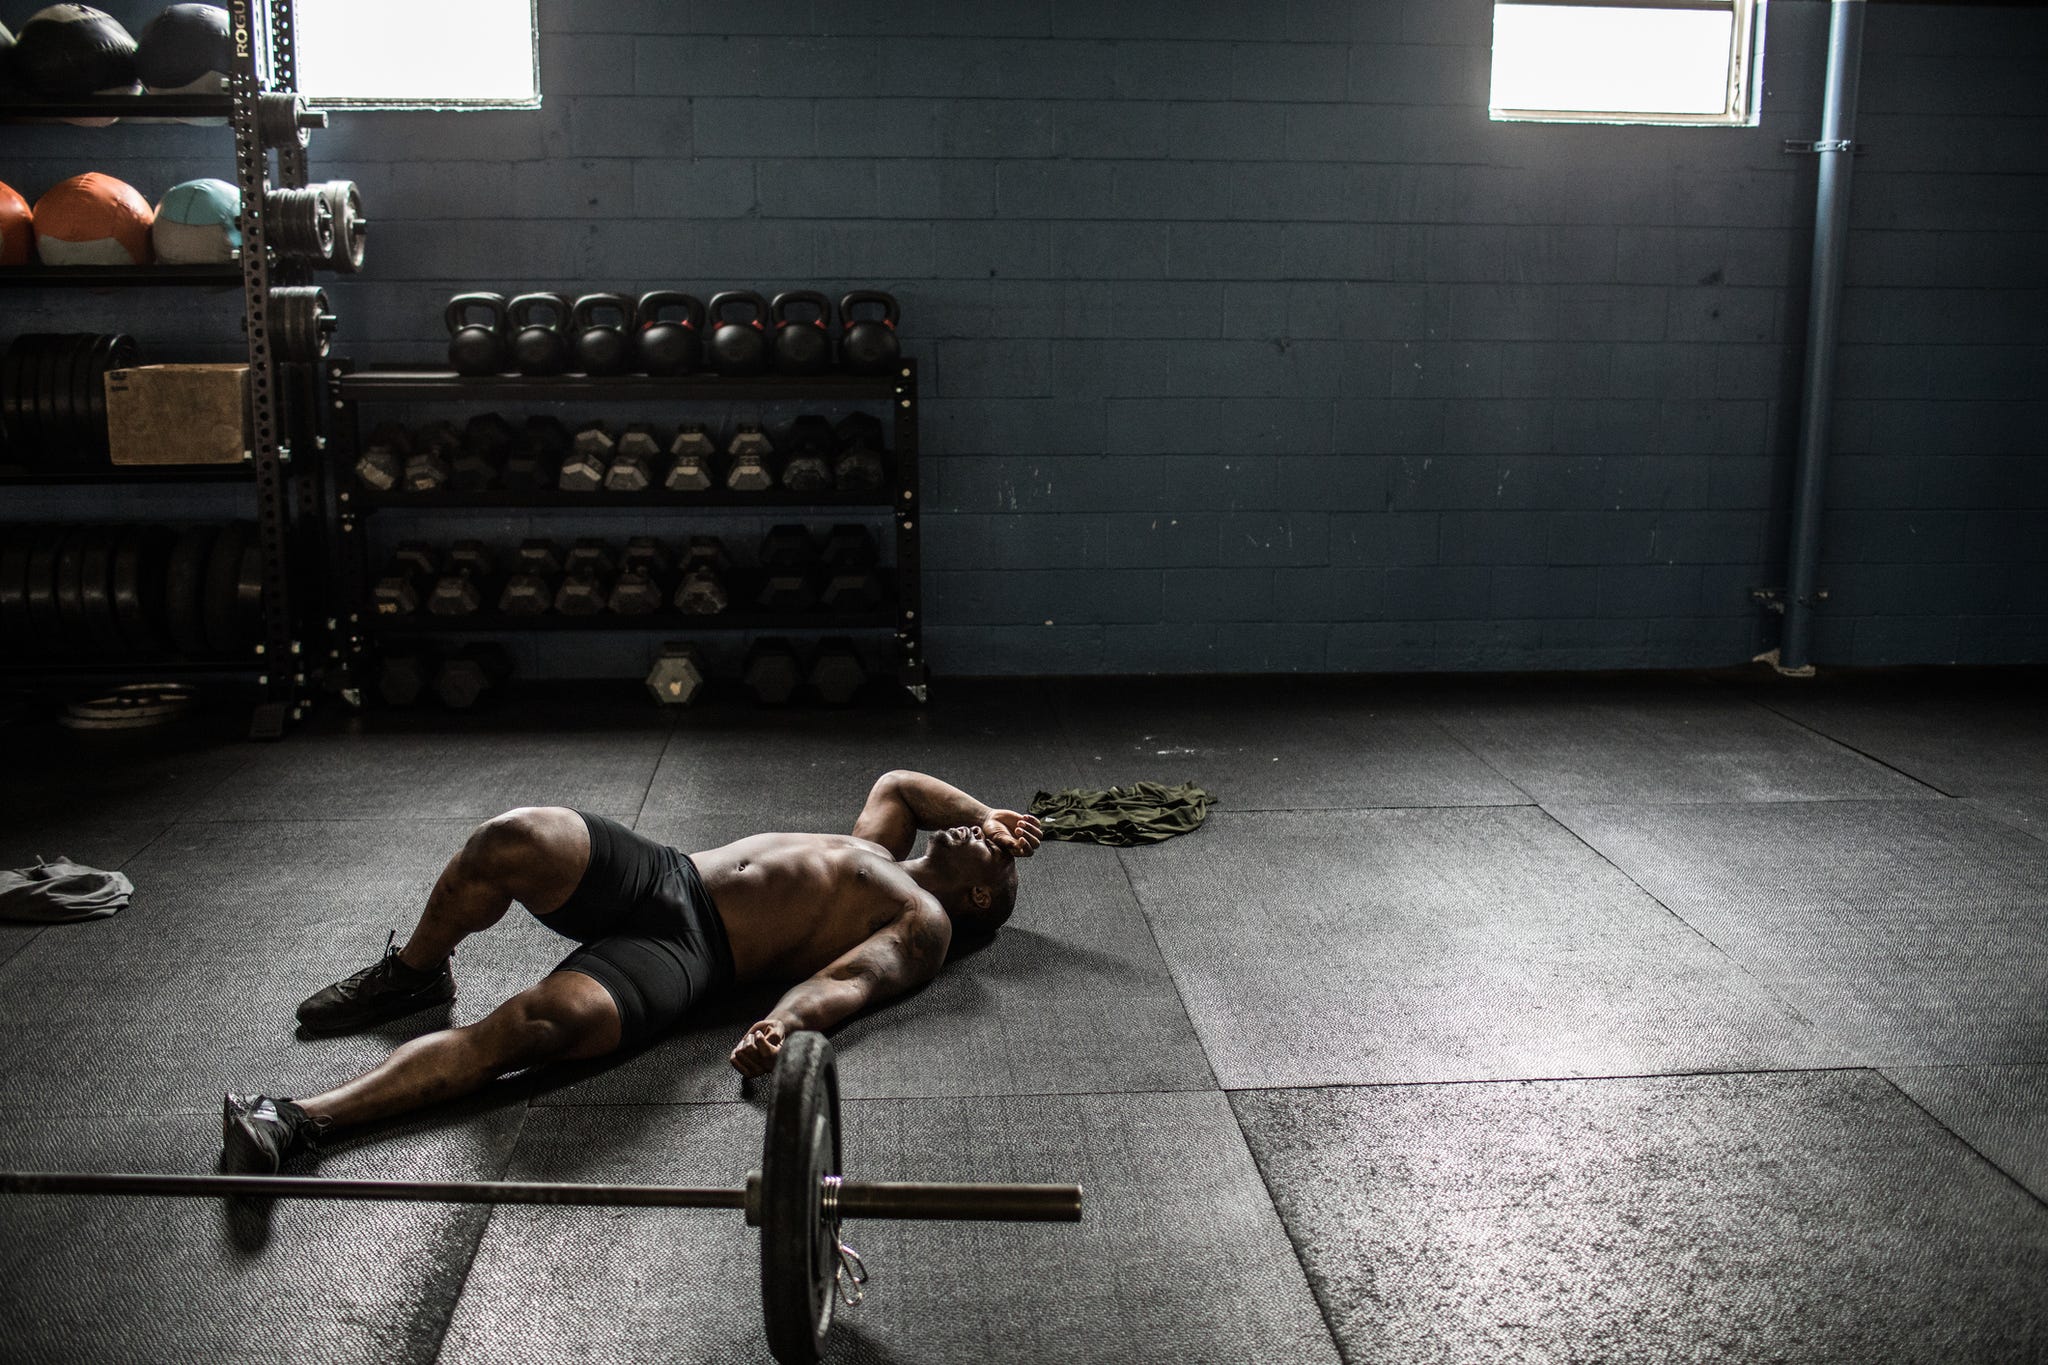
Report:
325,361,929,704
0,0,330,739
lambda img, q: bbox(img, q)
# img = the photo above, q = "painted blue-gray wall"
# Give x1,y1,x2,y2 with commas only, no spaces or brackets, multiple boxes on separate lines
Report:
12,0,2045,675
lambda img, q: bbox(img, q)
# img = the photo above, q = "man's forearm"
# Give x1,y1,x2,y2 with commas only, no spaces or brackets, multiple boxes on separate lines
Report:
767,975,866,1033
889,771,993,830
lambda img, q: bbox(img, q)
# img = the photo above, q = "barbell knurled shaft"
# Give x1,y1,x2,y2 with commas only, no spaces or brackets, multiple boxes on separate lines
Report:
0,1171,748,1211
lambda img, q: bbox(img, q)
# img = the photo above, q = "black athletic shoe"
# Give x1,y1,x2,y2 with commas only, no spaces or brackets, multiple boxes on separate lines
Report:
221,1093,329,1174
295,930,456,1034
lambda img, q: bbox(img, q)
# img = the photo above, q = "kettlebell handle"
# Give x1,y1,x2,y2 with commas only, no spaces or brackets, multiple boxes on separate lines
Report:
445,292,508,331
637,291,703,330
570,293,631,330
707,290,769,328
839,290,898,329
507,293,572,328
770,290,832,329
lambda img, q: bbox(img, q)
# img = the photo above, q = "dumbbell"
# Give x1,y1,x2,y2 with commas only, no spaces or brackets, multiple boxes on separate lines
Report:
435,643,513,710
809,638,869,706
674,536,731,615
504,416,569,491
560,422,613,492
377,646,436,707
403,421,461,492
757,524,820,613
664,424,720,493
497,539,562,617
819,523,885,614
645,641,708,707
834,412,887,492
554,539,616,616
371,543,438,617
781,415,836,494
744,637,802,705
354,422,412,493
453,414,512,492
427,540,494,617
606,424,661,492
609,537,670,615
725,424,778,492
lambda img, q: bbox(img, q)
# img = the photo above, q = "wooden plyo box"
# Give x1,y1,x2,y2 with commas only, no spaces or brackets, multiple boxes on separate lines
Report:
105,364,252,466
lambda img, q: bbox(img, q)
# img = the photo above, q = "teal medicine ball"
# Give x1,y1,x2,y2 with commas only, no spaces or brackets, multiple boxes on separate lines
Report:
151,177,241,264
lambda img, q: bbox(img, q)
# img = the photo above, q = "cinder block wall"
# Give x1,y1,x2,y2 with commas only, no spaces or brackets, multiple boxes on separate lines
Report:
15,0,2046,674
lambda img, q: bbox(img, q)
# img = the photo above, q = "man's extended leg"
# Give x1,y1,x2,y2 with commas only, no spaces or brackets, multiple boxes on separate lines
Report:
295,806,592,1033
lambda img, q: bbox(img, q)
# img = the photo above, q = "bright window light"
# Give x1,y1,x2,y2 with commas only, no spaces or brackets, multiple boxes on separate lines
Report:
293,0,538,108
1490,1,1761,126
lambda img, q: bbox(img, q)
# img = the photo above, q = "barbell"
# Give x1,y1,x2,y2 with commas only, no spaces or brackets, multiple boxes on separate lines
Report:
0,1032,1080,1365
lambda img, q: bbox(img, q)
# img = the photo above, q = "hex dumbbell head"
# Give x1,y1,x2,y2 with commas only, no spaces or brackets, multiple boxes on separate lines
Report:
452,413,513,491
554,538,616,615
743,637,803,705
560,421,613,492
808,637,868,706
377,648,435,707
820,568,884,614
606,423,660,491
725,423,778,491
780,415,835,493
645,641,708,706
760,524,820,570
355,422,412,492
435,643,513,710
674,536,731,616
833,413,888,491
497,537,563,616
504,415,569,491
681,534,731,574
609,536,671,615
821,524,879,570
371,541,437,617
427,540,494,616
664,424,720,493
756,569,818,614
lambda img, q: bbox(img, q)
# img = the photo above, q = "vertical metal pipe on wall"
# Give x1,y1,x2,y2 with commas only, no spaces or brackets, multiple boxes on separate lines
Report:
1779,0,1867,673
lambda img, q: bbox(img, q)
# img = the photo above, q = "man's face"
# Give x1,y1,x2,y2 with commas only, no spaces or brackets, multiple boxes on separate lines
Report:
932,825,1013,881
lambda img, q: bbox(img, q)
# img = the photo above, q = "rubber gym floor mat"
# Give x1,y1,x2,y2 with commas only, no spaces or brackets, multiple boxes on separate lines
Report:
1758,685,2048,796
1965,790,2048,845
440,1090,1342,1365
538,836,1215,1106
0,816,166,969
181,723,672,822
1117,807,1851,1090
1049,677,1525,811
0,1102,523,1364
0,717,256,825
1883,1063,2048,1202
1233,1072,2048,1365
1425,687,1938,806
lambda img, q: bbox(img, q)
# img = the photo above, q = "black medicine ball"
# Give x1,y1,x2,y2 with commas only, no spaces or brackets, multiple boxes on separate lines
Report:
137,3,232,92
10,5,140,97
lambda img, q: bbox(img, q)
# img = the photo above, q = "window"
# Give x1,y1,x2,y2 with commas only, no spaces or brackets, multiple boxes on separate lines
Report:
292,0,538,109
1489,0,1763,127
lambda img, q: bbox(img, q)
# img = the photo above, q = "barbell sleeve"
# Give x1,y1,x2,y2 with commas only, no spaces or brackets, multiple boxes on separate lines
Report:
835,1180,1084,1222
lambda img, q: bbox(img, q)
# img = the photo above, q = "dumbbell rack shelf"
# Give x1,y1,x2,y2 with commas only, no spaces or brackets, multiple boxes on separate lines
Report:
327,360,928,705
0,0,337,739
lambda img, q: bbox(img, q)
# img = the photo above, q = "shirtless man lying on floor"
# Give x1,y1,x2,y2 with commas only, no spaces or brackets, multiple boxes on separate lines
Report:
222,771,1042,1171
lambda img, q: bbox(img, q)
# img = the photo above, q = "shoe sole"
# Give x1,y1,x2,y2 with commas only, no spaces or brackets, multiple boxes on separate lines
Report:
221,1102,279,1175
295,983,457,1036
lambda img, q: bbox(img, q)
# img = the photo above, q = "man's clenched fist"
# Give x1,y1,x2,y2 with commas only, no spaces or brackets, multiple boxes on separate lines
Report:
730,1018,787,1077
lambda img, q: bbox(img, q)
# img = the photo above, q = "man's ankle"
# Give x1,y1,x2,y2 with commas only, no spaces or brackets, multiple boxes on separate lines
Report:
395,943,447,973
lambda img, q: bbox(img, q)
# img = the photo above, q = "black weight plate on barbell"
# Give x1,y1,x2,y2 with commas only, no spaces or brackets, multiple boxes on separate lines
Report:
760,1030,842,1365
0,530,31,652
164,525,215,658
33,338,64,466
233,534,264,648
112,525,173,657
202,520,251,655
22,336,52,464
53,524,92,655
79,525,124,656
59,333,89,460
24,527,65,650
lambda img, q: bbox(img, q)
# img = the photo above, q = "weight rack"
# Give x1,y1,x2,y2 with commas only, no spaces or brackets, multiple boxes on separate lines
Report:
0,0,335,739
325,361,929,705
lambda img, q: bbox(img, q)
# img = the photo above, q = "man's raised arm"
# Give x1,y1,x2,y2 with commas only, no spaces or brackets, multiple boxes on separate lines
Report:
728,896,951,1076
852,770,1043,858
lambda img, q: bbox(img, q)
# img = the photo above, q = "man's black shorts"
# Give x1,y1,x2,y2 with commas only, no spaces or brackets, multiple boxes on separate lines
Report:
543,811,735,1049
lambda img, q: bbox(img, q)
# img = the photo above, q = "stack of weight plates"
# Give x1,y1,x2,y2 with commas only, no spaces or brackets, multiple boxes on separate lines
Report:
0,333,141,470
0,521,264,662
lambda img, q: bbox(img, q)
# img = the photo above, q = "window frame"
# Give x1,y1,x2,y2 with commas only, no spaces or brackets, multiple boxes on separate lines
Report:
289,0,541,111
1488,0,1766,129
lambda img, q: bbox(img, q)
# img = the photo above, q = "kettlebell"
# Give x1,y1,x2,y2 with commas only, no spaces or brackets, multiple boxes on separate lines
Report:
570,293,633,376
839,291,900,375
636,291,704,377
769,290,834,376
706,290,771,376
507,293,573,377
445,292,508,376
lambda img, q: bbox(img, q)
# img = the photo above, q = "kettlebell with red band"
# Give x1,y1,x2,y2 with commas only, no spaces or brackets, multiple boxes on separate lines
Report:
636,292,703,377
838,291,900,375
770,290,833,376
707,290,771,377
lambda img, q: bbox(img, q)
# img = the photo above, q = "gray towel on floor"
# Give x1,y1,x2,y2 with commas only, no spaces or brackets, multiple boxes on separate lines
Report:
0,858,134,922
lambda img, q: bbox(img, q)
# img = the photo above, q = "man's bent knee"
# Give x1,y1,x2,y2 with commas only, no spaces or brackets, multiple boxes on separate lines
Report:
478,973,621,1069
458,807,590,914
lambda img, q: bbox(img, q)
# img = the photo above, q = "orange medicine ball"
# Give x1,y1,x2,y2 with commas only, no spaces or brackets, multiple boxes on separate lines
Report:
33,171,154,266
0,182,32,266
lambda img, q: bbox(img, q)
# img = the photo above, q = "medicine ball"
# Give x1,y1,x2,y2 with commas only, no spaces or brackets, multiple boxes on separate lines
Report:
136,3,231,94
34,173,154,266
0,181,33,267
10,6,141,98
151,178,239,263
